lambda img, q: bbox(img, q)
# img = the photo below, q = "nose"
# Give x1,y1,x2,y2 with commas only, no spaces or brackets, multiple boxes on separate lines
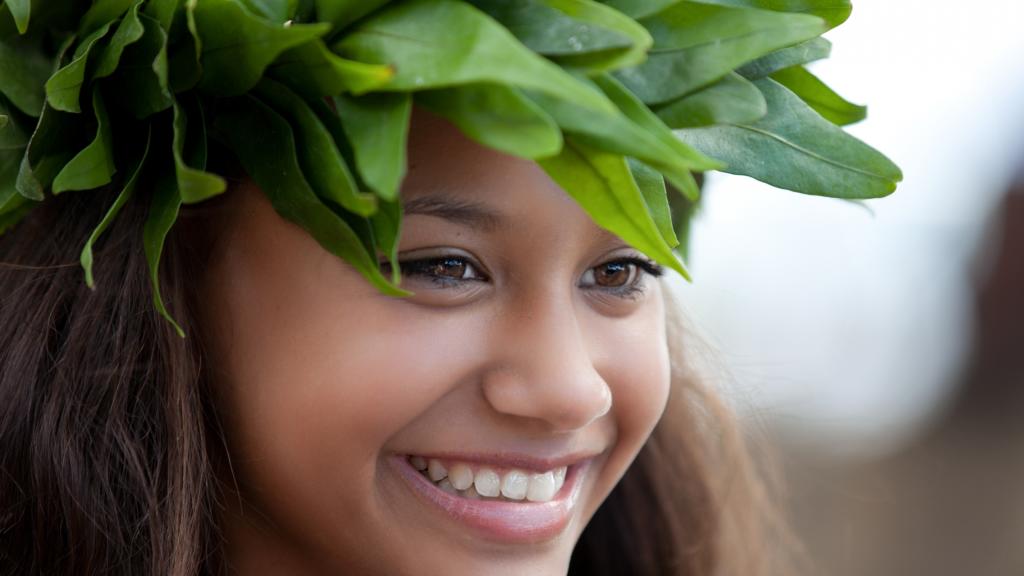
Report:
480,292,612,432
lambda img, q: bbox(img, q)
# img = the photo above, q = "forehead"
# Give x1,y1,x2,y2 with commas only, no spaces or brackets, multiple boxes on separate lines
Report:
401,107,618,244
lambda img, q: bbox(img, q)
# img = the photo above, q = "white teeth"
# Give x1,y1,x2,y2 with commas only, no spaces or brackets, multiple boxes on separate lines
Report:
412,456,570,503
427,459,448,482
448,463,474,490
473,468,501,497
526,471,557,502
500,470,529,500
437,478,458,494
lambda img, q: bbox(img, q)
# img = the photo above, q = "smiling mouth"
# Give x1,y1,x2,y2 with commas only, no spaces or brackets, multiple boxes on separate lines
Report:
390,453,591,544
408,455,568,503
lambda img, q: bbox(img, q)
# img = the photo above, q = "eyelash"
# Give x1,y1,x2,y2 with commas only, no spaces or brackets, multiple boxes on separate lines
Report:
382,255,664,300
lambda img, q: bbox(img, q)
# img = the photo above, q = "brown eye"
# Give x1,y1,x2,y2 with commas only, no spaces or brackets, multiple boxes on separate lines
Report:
424,257,470,280
592,262,636,288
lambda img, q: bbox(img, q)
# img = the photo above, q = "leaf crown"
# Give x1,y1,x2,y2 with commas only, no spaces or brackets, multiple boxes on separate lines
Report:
0,0,902,337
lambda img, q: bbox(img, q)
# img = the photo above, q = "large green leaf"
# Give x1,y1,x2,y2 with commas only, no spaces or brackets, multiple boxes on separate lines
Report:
771,65,865,126
93,0,145,79
45,21,114,113
15,103,83,199
79,0,135,35
525,74,718,200
172,94,226,203
415,83,562,159
215,94,409,296
315,0,392,32
331,91,411,201
3,0,29,34
592,73,718,196
614,1,826,104
143,157,186,338
600,0,679,19
736,36,830,78
193,0,329,97
254,78,376,216
267,39,394,99
471,0,651,72
0,36,51,116
168,0,203,92
81,127,150,287
654,72,766,128
106,13,173,118
537,137,687,278
628,157,678,248
52,87,115,193
695,0,852,29
237,0,298,23
334,0,614,114
674,78,901,199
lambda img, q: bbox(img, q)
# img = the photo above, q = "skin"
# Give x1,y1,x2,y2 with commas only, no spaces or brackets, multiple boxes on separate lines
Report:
199,108,672,575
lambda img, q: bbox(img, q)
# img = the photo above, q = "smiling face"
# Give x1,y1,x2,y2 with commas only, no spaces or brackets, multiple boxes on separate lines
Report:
200,108,672,575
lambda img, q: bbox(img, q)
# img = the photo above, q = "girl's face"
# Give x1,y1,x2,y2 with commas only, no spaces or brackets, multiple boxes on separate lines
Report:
201,109,672,575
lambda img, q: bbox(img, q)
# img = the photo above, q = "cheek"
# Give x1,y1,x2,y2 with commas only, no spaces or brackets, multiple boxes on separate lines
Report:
593,293,672,484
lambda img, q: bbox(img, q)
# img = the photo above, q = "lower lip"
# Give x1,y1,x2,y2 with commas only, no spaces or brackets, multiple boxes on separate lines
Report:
389,455,589,544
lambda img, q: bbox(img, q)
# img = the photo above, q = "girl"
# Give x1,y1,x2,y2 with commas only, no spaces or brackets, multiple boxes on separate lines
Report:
0,1,896,574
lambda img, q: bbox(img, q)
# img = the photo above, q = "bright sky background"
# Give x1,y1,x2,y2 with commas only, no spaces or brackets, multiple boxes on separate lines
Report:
669,0,1024,458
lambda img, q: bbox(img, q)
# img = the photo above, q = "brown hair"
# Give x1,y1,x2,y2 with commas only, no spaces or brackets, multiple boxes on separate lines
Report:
0,183,789,575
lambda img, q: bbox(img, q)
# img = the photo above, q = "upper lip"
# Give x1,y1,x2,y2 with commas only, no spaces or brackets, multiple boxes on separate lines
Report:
402,450,601,473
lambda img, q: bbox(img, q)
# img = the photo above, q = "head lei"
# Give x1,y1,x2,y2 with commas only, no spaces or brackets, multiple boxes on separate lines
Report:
0,0,901,337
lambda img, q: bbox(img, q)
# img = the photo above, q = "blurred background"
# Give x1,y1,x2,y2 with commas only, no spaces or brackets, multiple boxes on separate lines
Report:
667,1,1024,574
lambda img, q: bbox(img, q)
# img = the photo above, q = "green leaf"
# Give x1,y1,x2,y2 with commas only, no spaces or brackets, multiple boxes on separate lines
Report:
167,0,203,92
471,0,651,72
0,36,51,116
142,0,179,31
334,0,614,114
254,78,376,216
52,87,115,193
614,1,826,104
654,72,766,128
524,74,718,201
79,0,135,36
4,0,29,34
592,73,719,196
267,39,395,99
143,157,186,338
315,0,392,32
45,21,115,113
771,65,865,125
628,158,678,248
537,137,688,278
214,93,409,296
736,36,830,78
674,78,901,199
192,0,330,97
331,91,411,201
237,0,298,23
695,0,852,29
172,94,226,203
93,0,145,79
81,127,150,288
415,83,562,159
106,13,173,118
369,196,402,284
600,0,678,19
15,104,83,200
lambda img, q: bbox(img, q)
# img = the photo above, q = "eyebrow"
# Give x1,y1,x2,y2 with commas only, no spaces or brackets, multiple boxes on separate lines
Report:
401,194,506,232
